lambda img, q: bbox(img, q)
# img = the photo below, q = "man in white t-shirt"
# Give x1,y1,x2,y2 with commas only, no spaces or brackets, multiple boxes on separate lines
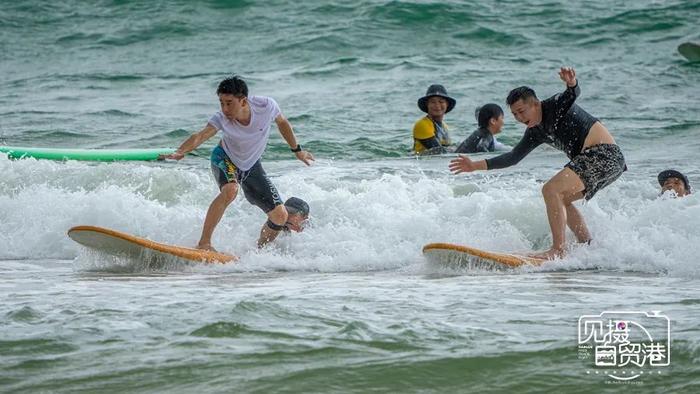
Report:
161,75,314,250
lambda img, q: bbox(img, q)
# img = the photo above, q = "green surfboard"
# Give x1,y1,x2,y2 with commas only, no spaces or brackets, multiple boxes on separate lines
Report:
0,146,175,161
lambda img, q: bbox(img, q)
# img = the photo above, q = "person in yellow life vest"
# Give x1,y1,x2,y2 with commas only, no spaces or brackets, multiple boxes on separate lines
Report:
413,84,457,155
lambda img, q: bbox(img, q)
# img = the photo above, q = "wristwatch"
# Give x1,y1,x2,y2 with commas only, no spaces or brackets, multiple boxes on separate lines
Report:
290,144,302,153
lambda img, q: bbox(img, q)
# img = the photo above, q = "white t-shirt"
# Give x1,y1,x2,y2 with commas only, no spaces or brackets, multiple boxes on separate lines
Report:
207,95,281,171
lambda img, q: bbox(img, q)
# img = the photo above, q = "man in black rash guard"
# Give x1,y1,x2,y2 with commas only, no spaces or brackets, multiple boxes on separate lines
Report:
449,67,626,259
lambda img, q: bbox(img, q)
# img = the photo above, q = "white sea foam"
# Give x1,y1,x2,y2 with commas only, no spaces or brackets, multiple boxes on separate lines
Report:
1,155,698,277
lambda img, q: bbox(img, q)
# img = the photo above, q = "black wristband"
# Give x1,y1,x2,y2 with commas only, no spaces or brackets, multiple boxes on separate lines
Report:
290,144,302,153
266,219,285,231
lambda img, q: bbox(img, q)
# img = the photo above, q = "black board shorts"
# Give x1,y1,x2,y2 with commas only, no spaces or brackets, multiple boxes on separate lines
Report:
565,144,626,200
210,145,283,213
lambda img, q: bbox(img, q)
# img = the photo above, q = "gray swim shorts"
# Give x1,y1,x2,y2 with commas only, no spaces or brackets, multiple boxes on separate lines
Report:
210,145,283,213
565,144,626,200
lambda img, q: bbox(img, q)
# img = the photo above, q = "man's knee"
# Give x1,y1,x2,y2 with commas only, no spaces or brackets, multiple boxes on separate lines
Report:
541,181,561,199
267,204,288,225
563,193,582,206
220,183,239,204
542,180,578,203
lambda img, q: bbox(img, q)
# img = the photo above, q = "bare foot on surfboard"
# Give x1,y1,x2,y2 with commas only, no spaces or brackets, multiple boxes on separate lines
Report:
528,248,563,260
196,243,219,253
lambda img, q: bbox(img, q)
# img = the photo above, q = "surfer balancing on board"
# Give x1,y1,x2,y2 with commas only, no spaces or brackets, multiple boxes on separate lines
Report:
160,75,314,250
449,67,626,260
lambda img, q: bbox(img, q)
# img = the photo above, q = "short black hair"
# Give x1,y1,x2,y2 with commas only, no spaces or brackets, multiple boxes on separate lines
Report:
217,75,248,97
475,103,504,128
506,86,538,106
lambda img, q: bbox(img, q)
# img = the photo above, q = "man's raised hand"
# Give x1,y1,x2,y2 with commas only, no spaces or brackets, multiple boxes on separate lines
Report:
559,67,577,87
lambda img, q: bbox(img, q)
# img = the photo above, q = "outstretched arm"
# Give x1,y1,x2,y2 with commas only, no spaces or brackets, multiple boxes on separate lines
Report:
275,114,314,166
449,155,487,174
484,130,541,170
160,124,218,160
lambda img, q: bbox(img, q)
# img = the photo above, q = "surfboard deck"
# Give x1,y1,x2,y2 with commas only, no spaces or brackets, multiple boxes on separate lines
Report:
422,242,545,269
678,42,700,62
0,146,175,161
68,225,237,264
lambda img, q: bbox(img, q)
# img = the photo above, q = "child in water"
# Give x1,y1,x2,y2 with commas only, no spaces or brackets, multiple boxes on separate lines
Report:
455,103,510,153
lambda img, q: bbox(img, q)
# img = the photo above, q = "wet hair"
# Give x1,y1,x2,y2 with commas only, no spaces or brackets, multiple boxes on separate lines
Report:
506,86,538,106
475,103,504,128
217,75,248,97
284,197,309,216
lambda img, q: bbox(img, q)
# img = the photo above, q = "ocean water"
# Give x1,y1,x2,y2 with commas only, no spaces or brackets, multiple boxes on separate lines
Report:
1,1,700,392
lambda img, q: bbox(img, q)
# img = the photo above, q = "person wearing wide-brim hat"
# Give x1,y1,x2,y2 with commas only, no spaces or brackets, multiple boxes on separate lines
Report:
412,84,457,155
658,169,691,197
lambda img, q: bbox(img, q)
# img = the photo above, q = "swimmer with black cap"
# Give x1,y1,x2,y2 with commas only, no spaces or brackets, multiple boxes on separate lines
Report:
283,197,310,232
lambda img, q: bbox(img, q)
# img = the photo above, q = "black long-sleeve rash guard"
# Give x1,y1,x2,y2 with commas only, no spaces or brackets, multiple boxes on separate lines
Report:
485,83,599,170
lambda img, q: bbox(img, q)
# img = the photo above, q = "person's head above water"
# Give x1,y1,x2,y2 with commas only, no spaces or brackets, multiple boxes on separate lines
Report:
217,75,248,97
284,197,310,232
418,84,456,121
658,169,691,197
217,75,249,121
506,86,542,129
475,103,505,134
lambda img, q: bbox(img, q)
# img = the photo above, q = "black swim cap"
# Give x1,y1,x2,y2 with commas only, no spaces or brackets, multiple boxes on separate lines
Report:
476,103,504,128
284,197,310,216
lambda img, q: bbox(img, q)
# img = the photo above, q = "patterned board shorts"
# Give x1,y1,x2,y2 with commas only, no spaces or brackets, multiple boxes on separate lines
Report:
210,145,283,213
565,144,626,200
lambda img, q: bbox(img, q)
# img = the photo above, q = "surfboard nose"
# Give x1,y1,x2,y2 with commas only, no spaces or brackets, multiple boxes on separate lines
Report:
423,242,545,268
68,225,237,264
